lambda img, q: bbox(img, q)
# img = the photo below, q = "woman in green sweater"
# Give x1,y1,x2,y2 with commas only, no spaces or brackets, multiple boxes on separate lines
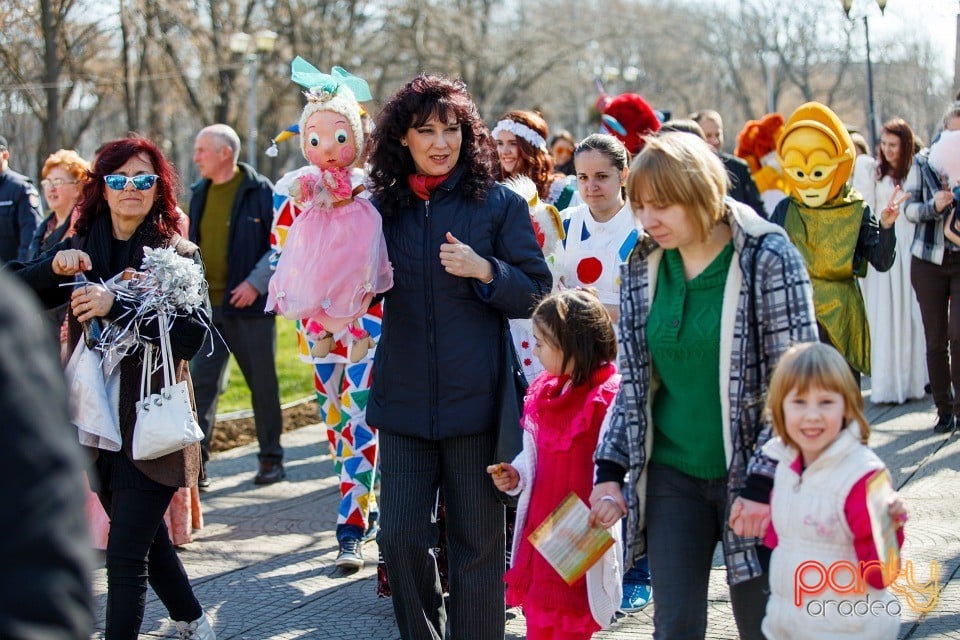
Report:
588,133,818,639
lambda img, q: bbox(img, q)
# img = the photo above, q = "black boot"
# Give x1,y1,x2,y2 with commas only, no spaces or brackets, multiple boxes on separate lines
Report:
933,414,955,434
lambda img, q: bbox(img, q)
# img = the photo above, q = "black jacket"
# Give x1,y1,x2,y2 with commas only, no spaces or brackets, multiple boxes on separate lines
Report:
367,170,552,440
720,153,767,219
0,168,42,263
10,220,208,487
28,211,72,260
188,162,274,315
0,269,93,639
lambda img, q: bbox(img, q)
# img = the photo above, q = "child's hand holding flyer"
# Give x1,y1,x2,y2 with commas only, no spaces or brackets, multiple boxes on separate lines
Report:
527,492,615,586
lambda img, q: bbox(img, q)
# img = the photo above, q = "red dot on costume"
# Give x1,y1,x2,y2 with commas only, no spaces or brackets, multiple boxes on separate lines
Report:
577,257,603,284
521,341,530,349
524,358,532,366
532,220,546,249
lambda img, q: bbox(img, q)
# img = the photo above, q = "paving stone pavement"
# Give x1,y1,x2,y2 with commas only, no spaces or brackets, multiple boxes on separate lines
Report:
89,392,960,639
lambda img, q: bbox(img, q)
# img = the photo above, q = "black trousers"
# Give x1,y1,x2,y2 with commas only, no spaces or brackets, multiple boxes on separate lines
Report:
378,430,505,640
646,463,768,640
191,307,283,462
95,468,201,638
911,254,960,417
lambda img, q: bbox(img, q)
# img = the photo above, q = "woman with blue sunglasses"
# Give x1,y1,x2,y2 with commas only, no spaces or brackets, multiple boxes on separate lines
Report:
11,137,216,639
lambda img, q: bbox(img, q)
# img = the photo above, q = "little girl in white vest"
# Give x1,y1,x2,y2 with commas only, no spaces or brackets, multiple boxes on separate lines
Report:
733,342,907,639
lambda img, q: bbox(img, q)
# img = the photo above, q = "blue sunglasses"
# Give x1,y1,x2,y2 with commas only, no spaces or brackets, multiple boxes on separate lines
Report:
103,174,159,191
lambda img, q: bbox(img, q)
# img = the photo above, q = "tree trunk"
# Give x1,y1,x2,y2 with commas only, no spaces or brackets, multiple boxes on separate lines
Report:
39,0,62,165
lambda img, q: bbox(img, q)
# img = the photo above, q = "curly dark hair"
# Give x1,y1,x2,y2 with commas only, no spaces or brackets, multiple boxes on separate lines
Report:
74,136,181,242
368,74,498,218
494,109,556,201
876,118,915,186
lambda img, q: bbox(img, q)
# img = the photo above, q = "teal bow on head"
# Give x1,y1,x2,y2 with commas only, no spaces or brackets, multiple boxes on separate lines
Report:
290,56,372,102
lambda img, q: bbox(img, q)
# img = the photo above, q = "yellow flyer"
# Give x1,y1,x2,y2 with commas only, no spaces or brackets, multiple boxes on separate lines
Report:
527,492,614,586
865,468,900,571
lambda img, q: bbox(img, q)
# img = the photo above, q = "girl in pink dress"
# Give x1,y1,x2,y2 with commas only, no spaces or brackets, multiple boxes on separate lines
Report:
488,289,623,640
266,61,393,357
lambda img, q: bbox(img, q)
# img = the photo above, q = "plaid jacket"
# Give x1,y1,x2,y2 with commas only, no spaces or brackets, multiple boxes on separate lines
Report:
595,200,818,585
903,148,954,264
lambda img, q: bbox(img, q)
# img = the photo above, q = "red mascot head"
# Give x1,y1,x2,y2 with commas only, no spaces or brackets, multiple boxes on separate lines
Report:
599,93,661,155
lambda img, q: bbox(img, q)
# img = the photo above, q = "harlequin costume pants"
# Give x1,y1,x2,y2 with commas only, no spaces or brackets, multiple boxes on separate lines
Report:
313,359,378,541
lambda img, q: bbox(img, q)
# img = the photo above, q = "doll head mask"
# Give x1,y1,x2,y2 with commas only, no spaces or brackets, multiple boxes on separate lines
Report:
777,102,854,208
291,57,372,169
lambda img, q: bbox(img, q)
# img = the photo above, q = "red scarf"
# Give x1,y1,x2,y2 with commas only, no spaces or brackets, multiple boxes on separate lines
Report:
407,172,451,200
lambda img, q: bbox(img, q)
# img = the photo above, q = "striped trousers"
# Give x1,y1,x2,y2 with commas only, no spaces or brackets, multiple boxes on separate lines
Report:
378,430,505,640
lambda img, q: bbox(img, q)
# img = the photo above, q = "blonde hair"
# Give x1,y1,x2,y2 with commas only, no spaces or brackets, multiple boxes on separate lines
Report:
626,132,728,242
766,343,870,451
41,149,90,182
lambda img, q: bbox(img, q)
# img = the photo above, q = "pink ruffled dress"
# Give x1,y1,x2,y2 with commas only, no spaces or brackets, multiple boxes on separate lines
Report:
266,167,393,334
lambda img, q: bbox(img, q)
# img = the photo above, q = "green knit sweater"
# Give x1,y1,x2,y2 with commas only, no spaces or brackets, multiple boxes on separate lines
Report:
198,169,242,306
648,243,733,480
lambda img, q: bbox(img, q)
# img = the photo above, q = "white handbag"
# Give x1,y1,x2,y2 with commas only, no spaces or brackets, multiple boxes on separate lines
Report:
132,314,203,460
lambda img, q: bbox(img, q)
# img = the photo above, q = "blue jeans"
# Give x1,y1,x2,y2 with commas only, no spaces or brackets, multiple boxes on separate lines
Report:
646,463,768,640
623,556,651,586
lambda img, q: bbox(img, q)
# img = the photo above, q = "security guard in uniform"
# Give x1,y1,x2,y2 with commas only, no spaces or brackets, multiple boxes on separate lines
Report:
0,135,43,262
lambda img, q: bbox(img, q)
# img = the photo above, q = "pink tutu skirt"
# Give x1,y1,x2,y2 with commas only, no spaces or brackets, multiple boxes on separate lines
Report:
266,198,393,333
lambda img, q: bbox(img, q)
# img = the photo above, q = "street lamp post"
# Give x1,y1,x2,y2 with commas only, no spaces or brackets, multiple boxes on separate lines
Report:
229,30,278,170
841,0,887,152
761,50,778,114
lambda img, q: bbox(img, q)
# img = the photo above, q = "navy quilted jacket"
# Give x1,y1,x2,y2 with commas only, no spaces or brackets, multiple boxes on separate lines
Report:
368,169,552,440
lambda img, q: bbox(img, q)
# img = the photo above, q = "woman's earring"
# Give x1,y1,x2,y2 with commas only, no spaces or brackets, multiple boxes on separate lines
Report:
400,139,408,147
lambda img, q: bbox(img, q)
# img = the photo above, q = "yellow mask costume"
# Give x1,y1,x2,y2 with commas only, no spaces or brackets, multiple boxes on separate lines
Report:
776,102,870,375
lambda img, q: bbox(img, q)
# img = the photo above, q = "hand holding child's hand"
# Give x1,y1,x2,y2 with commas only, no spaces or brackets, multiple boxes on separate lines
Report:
888,493,908,529
486,462,519,492
729,497,771,539
588,482,626,530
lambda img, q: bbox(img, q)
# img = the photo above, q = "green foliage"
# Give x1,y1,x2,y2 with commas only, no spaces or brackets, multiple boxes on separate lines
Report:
217,317,315,413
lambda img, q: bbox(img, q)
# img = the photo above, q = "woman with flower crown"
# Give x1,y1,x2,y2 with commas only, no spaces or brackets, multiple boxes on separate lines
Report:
12,136,217,639
493,109,578,210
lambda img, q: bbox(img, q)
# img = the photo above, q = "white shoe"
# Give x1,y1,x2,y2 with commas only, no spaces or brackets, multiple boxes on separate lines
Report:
175,612,216,640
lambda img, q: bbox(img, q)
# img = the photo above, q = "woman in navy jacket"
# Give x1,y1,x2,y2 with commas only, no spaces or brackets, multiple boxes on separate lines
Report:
367,74,552,639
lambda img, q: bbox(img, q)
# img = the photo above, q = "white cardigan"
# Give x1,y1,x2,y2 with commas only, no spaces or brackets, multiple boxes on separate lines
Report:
506,406,623,628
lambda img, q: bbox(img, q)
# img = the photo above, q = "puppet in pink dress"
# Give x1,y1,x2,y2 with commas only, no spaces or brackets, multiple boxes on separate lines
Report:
266,61,392,359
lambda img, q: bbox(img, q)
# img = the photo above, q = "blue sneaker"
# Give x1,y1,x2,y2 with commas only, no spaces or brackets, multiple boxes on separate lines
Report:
621,582,653,612
361,513,380,544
